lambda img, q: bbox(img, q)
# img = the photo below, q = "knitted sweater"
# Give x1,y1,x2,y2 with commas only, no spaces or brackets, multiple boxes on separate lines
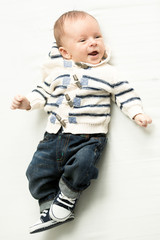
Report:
27,46,144,134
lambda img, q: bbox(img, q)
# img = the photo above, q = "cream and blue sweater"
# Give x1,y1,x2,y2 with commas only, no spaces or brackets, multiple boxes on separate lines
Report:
27,45,144,134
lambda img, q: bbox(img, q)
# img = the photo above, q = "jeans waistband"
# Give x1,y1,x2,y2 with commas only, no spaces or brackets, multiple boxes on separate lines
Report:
56,127,106,138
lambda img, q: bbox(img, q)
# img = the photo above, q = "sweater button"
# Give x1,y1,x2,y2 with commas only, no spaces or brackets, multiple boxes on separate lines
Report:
65,94,73,107
56,114,66,127
75,62,90,69
73,74,82,89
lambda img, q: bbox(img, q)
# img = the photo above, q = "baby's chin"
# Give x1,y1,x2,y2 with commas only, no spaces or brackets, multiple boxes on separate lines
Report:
73,53,104,65
77,56,102,65
86,58,102,65
86,52,105,65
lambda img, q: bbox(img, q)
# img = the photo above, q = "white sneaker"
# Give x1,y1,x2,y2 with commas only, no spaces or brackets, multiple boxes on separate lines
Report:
29,209,56,234
29,208,74,234
50,191,76,222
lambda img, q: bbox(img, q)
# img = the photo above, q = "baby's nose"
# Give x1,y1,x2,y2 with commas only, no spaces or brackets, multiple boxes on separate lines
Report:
89,38,97,46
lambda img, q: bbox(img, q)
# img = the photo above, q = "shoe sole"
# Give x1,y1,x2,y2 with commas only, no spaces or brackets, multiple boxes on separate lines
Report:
30,214,74,234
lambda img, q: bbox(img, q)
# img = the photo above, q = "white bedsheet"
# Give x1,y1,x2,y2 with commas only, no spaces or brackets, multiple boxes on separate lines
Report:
0,0,160,239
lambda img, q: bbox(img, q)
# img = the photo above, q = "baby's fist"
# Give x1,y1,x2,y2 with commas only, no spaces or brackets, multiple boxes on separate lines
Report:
11,95,31,110
133,113,152,128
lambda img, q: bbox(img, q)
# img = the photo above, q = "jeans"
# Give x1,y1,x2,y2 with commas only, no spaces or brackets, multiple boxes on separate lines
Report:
26,129,107,211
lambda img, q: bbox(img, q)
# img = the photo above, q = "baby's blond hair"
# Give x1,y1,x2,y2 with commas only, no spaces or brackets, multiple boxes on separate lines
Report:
54,10,97,47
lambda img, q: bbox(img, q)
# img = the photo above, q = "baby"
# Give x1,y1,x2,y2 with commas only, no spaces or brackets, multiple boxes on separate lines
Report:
11,10,152,234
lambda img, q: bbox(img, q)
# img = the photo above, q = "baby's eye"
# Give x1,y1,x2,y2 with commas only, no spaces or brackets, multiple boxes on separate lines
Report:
79,39,86,42
95,35,101,39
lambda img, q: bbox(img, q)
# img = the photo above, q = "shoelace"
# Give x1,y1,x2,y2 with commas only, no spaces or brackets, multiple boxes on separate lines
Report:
40,209,48,217
57,192,76,209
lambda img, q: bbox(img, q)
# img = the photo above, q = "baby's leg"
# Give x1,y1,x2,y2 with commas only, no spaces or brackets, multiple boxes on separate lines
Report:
26,132,61,212
50,134,107,223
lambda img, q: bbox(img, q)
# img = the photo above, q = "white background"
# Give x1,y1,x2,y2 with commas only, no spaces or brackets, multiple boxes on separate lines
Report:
0,0,160,239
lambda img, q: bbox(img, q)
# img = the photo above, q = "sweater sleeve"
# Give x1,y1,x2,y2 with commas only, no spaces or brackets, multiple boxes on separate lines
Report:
111,69,144,119
26,60,54,110
27,47,64,110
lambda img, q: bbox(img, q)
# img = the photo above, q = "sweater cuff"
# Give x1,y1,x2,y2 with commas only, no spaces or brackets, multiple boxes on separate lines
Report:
26,92,45,110
126,105,144,120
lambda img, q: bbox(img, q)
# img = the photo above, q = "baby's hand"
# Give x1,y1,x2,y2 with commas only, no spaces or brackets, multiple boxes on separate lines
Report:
133,113,152,128
11,95,31,110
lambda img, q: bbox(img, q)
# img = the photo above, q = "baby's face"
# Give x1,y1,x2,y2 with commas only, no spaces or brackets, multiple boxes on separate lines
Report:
59,16,106,65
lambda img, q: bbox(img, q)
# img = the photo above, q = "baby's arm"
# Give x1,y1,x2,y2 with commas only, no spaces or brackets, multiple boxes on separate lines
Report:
133,113,152,128
11,95,31,110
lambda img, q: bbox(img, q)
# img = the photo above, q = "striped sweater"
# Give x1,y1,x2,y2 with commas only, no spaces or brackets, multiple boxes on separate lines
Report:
27,46,144,134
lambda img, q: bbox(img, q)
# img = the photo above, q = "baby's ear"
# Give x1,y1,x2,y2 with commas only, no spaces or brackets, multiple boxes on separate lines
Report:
59,47,71,59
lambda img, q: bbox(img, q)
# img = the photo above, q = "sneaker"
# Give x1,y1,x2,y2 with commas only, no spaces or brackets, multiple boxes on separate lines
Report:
29,209,74,234
50,191,77,222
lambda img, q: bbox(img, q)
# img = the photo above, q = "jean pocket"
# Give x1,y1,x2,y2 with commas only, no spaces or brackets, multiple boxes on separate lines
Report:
92,136,107,155
40,132,54,143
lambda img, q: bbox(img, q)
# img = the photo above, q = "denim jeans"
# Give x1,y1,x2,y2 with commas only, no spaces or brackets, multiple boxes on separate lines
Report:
26,129,107,211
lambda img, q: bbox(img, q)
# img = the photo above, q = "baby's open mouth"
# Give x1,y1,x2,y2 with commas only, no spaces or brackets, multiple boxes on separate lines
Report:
88,51,99,56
